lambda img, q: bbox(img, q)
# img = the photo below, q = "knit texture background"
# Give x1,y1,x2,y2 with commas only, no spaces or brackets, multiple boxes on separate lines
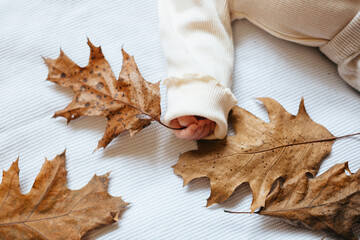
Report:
0,1,359,239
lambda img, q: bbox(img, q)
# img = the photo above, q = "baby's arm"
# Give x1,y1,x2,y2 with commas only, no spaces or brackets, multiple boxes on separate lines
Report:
158,0,237,140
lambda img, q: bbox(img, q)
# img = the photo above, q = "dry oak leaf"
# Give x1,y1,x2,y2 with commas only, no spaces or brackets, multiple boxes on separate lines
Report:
259,162,360,240
0,151,128,240
44,39,161,150
174,98,334,212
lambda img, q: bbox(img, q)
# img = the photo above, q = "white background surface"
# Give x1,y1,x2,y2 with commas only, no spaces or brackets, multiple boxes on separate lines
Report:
1,1,360,239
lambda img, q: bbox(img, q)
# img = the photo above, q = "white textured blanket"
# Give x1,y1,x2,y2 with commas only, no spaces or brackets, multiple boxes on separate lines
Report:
1,1,359,239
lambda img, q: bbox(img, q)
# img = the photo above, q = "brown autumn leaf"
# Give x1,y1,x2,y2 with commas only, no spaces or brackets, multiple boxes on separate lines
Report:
44,39,161,150
259,162,360,240
174,98,335,212
0,151,128,240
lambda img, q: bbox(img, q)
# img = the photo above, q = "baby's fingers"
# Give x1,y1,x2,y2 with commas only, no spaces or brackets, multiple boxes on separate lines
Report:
192,120,207,140
178,116,198,127
197,121,212,140
174,124,199,139
210,121,215,133
169,118,182,129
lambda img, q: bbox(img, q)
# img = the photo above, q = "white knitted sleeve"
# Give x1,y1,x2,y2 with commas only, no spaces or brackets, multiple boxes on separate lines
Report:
158,0,237,139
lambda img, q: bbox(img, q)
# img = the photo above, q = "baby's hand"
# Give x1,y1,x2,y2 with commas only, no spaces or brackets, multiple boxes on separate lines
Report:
169,116,215,140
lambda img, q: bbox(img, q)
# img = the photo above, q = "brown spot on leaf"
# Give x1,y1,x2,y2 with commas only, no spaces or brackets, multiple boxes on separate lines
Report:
96,82,104,90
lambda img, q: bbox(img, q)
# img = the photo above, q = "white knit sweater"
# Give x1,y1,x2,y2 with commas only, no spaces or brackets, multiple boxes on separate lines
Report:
159,0,360,139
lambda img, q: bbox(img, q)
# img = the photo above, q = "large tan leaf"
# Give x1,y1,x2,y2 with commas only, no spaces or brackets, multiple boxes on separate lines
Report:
174,98,334,212
0,151,128,239
44,39,161,150
259,162,360,240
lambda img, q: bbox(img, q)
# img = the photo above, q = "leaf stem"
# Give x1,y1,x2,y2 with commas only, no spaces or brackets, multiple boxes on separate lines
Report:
224,210,254,214
156,120,186,130
113,99,185,130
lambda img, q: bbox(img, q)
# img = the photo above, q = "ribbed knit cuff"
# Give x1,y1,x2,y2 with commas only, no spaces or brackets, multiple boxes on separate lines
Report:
320,11,360,90
163,74,237,139
320,11,360,64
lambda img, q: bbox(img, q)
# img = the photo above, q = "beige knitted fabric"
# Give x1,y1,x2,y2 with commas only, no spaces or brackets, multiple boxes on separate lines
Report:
159,0,360,139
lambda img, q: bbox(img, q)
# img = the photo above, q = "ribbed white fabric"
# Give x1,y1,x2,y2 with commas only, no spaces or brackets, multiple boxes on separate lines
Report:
159,0,360,139
1,1,360,239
